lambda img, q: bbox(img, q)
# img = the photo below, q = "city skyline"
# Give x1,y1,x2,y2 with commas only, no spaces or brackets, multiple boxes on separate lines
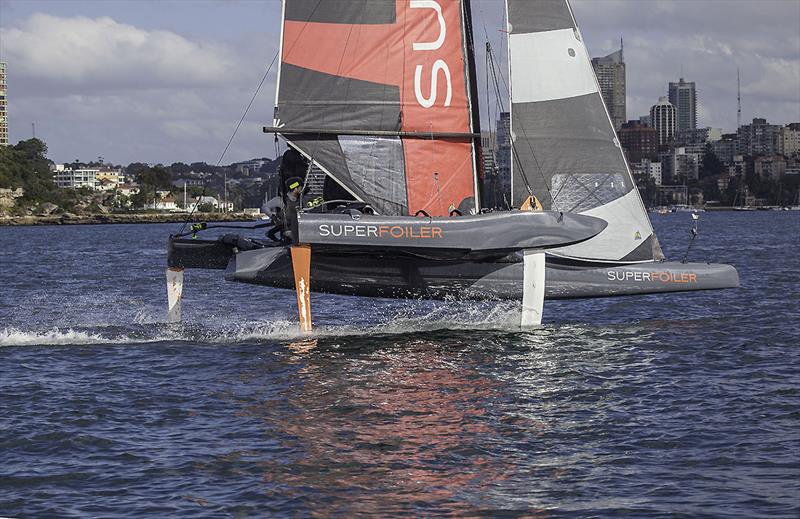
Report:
0,0,798,165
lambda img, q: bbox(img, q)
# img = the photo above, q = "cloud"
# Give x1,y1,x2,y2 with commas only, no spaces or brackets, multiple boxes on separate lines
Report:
569,0,800,129
0,2,797,166
0,13,243,94
1,12,278,164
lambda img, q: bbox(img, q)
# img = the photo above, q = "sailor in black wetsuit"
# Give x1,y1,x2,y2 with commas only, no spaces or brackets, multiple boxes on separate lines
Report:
279,147,307,190
267,147,308,243
266,176,304,243
282,176,303,243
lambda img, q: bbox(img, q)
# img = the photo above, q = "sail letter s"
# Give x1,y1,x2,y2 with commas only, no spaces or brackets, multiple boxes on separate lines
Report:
414,60,452,108
410,0,445,51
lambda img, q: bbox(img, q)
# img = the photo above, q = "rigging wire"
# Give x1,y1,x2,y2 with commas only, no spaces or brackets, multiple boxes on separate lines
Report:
178,49,280,235
181,0,328,235
481,7,558,211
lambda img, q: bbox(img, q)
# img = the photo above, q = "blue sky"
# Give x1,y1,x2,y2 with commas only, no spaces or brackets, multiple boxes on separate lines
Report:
1,0,798,165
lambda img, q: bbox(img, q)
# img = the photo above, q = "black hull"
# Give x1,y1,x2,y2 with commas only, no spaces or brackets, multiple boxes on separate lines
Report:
168,237,739,300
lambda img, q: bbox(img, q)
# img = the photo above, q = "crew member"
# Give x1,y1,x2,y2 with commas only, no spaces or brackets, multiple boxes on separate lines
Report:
265,176,304,243
279,146,307,190
283,176,304,243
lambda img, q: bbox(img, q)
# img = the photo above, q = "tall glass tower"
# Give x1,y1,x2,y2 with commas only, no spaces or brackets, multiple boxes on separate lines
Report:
592,46,626,131
650,97,676,147
668,78,697,133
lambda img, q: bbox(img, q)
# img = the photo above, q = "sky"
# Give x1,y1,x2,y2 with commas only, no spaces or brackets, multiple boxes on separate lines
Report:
1,0,798,166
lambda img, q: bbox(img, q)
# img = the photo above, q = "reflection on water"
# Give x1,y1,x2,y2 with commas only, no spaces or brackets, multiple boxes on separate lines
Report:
1,216,799,516
241,338,512,514
214,326,653,515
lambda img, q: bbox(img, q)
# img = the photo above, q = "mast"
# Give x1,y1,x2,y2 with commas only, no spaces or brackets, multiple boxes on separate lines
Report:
462,0,484,210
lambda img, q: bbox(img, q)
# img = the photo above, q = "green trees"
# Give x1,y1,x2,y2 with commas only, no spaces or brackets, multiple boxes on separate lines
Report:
0,138,58,203
700,145,725,179
136,166,172,189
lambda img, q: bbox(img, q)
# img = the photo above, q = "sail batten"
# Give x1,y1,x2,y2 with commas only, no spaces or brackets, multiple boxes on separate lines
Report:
274,0,480,216
506,0,664,262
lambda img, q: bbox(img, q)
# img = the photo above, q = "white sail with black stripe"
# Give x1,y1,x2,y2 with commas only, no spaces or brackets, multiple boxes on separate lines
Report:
506,0,664,262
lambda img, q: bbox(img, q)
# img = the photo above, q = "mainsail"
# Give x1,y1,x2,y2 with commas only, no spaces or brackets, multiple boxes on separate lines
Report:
274,0,480,217
506,0,664,262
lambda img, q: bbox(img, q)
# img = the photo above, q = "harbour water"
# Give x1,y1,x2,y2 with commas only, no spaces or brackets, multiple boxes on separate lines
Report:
1,212,798,517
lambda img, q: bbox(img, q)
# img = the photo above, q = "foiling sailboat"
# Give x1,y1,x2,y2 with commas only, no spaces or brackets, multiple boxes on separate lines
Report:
167,0,739,329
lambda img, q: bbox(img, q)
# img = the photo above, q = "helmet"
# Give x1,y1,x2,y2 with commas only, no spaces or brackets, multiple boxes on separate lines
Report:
285,176,303,191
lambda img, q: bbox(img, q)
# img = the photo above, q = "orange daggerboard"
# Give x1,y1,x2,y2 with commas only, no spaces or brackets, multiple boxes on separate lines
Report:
290,245,312,332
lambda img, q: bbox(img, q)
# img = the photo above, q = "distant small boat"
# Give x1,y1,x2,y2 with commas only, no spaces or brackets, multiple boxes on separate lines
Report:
788,190,800,210
672,205,704,213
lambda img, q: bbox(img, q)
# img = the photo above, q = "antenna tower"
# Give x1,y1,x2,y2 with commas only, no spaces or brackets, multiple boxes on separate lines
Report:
737,67,742,130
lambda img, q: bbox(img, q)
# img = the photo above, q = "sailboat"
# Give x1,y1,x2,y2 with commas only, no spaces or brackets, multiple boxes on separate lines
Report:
167,0,739,329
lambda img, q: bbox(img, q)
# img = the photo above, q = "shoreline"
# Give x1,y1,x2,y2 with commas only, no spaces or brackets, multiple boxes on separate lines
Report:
0,212,261,227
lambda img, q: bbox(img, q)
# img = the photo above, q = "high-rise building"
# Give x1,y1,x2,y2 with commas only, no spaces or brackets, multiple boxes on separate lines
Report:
0,62,7,146
480,131,499,208
712,134,739,165
650,97,676,147
668,78,697,133
592,46,626,131
495,112,511,206
754,155,786,181
618,120,657,162
660,147,700,184
781,123,800,157
738,118,782,157
631,158,662,185
676,127,721,146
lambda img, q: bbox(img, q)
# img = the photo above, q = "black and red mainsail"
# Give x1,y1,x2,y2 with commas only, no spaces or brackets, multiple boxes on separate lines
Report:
273,0,480,216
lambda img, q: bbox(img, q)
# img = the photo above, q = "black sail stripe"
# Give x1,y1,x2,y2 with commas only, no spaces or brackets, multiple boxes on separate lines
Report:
507,0,573,34
276,64,401,132
285,0,396,25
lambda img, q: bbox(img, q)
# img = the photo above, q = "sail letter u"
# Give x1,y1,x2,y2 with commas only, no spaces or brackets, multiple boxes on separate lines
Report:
411,0,451,108
410,0,446,51
414,60,452,108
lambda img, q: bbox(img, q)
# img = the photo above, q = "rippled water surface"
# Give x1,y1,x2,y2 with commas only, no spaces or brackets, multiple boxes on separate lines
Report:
1,212,798,517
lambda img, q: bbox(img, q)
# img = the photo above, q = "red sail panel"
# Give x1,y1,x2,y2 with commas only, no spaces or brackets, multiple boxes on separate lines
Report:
400,1,475,216
281,0,476,216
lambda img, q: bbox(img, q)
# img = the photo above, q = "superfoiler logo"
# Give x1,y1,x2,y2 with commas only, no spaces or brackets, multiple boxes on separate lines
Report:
411,0,452,108
318,224,443,239
607,270,698,284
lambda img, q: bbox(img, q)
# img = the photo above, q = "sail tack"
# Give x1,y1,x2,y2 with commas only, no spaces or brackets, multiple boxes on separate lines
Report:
275,0,479,216
506,0,663,262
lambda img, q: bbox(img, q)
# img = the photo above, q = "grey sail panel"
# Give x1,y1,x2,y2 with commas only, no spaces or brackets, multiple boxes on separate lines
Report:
506,0,664,262
276,63,401,132
507,0,573,34
339,136,407,215
285,0,396,25
287,134,408,215
275,63,406,213
511,93,632,210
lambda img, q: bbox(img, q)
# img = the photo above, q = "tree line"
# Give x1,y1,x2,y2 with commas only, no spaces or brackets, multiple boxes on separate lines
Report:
0,138,279,213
